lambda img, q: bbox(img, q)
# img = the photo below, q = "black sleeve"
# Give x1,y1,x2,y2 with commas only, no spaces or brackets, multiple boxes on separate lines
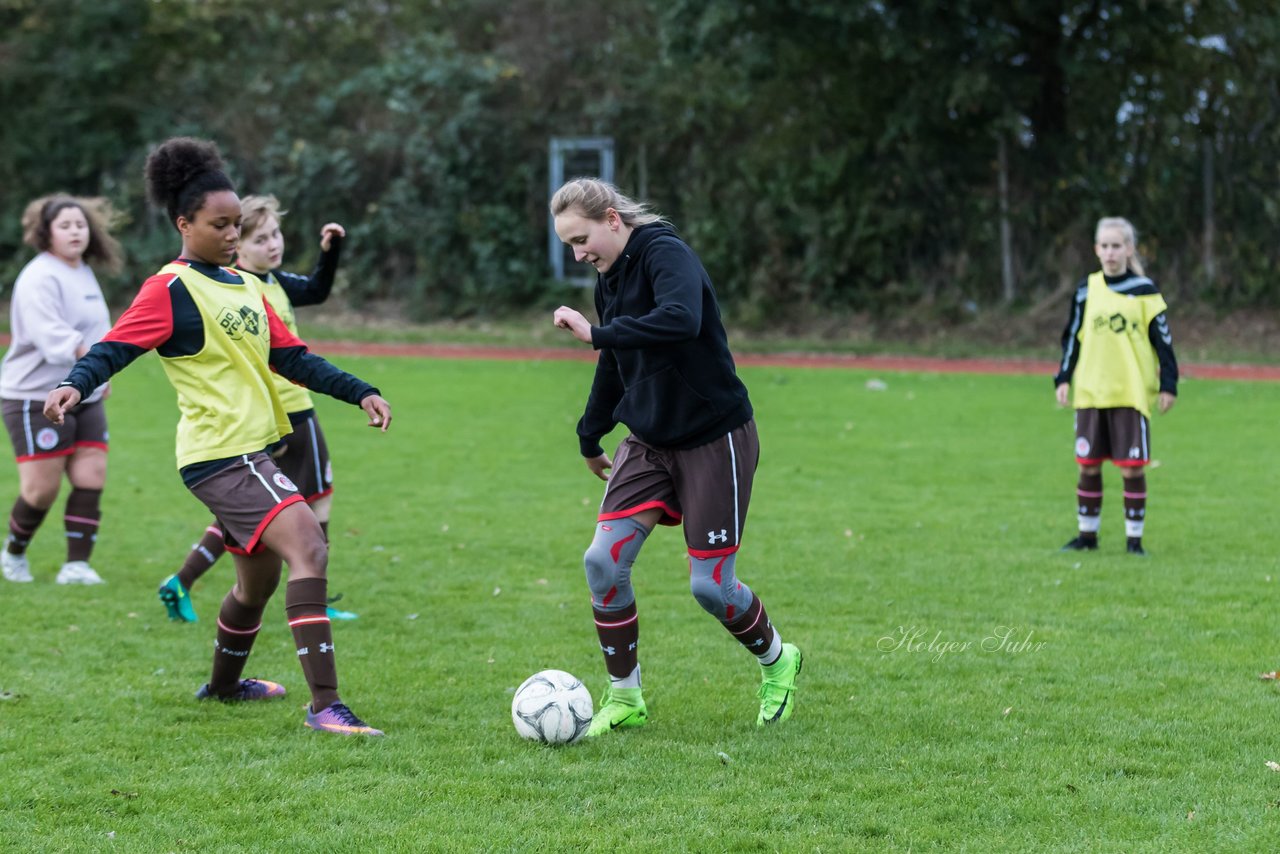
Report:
60,341,148,399
273,236,341,307
590,238,702,350
1148,311,1179,395
1053,282,1088,387
577,348,624,457
268,344,378,406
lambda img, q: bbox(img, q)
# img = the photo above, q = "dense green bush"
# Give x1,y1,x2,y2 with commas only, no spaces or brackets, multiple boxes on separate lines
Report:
2,1,1278,322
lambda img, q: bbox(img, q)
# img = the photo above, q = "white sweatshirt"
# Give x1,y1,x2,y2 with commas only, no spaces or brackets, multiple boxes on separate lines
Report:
1,252,111,403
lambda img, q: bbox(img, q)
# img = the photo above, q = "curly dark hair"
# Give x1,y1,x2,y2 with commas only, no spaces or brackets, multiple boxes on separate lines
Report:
143,137,235,228
21,194,125,274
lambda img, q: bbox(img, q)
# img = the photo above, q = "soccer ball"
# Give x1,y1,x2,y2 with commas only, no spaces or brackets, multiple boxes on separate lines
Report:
511,670,593,745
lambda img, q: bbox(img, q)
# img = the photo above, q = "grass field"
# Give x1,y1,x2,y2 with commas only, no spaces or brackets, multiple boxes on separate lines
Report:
1,352,1279,852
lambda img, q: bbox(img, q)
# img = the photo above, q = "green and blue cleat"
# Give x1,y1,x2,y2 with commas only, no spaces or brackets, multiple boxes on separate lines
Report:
158,574,198,622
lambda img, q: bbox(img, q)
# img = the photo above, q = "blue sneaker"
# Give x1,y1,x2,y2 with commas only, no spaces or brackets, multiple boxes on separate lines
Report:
158,574,198,622
195,679,286,702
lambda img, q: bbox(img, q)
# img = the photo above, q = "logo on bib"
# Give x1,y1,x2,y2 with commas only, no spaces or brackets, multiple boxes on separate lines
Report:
217,305,262,340
35,427,58,451
273,471,299,492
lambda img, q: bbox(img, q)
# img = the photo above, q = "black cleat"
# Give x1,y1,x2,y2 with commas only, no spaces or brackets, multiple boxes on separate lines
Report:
1061,535,1098,551
1126,537,1147,556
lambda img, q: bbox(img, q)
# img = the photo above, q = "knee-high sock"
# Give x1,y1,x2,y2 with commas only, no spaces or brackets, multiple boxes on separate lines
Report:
584,518,649,683
7,497,49,555
689,553,781,663
1123,473,1147,538
1076,472,1102,535
593,602,639,683
209,592,266,693
178,525,226,590
63,487,101,562
723,593,781,664
286,577,339,711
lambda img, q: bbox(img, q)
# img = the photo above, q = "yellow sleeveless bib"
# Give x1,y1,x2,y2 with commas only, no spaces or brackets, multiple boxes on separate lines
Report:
157,263,292,468
1071,272,1167,418
258,272,314,414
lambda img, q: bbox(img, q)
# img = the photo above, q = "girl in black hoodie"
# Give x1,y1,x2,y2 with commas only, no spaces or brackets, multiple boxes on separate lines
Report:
552,178,802,735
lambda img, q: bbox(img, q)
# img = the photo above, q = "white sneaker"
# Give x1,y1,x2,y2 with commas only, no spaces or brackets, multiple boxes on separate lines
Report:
56,560,104,585
1,548,32,583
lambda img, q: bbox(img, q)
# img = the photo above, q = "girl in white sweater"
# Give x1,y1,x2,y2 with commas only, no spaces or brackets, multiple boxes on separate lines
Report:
0,195,121,584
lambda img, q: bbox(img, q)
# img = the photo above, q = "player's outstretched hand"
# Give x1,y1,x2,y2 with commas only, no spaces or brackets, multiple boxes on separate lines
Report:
361,394,392,432
585,452,612,482
320,223,346,252
44,386,82,426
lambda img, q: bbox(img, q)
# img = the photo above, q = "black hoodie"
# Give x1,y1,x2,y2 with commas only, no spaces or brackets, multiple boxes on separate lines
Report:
576,223,752,456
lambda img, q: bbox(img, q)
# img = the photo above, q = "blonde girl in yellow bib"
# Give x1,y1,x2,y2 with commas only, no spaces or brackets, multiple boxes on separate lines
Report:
1054,217,1178,555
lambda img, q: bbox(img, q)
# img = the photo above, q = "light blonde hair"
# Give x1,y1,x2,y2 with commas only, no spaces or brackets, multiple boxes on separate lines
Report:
1095,216,1145,276
21,195,124,274
550,178,666,227
239,194,287,240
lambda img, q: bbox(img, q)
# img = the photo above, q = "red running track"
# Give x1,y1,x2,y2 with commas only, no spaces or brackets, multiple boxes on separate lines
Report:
308,341,1280,382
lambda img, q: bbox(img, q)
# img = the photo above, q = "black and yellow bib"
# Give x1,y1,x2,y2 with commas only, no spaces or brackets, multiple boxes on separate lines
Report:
1072,272,1167,417
158,263,291,467
259,273,314,414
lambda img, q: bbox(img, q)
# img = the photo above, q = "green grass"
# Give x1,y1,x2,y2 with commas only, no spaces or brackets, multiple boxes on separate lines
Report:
1,354,1279,851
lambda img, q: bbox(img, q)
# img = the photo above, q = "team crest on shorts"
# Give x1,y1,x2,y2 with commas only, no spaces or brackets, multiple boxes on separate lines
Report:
272,471,299,492
35,427,58,451
324,461,333,485
1075,437,1091,457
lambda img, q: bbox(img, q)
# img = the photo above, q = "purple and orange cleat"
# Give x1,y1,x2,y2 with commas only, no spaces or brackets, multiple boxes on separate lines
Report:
305,701,384,736
195,679,287,702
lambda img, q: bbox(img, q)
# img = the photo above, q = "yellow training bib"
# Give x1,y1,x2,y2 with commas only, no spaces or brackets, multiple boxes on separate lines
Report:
1071,272,1167,418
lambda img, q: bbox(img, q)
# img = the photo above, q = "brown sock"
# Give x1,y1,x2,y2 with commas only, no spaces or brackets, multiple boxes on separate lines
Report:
63,487,101,562
208,592,266,694
8,497,49,555
593,601,639,680
286,577,339,711
1076,472,1102,541
724,594,776,656
177,525,226,590
1123,473,1147,536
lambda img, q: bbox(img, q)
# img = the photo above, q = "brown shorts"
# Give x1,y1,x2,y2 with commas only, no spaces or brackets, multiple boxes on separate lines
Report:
188,451,306,555
1074,407,1150,467
3,397,108,462
599,418,759,558
273,411,333,501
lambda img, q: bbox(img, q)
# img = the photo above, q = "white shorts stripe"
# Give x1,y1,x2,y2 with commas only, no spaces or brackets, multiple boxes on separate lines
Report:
21,401,34,457
244,454,283,502
307,417,323,487
727,432,740,545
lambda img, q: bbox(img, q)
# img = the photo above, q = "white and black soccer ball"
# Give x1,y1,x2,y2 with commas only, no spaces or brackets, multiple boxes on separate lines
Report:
511,669,593,745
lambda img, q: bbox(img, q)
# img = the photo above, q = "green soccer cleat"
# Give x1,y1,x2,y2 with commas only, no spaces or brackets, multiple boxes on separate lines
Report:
158,574,198,622
757,643,803,726
586,686,647,737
